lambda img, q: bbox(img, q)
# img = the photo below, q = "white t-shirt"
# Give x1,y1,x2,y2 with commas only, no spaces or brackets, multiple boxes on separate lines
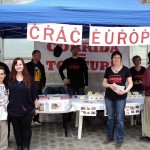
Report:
0,84,8,120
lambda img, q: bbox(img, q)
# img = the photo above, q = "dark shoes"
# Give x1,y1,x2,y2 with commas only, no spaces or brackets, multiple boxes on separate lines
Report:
16,146,30,150
16,146,22,150
103,139,113,144
116,141,123,149
103,139,123,149
139,136,150,142
24,147,30,150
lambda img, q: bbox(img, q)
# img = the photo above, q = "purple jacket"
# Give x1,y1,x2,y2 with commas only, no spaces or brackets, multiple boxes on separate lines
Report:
143,66,150,96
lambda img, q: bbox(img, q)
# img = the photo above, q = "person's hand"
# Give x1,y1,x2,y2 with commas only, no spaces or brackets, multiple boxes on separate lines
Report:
34,109,39,115
64,78,71,85
84,86,88,91
117,90,126,95
110,84,116,91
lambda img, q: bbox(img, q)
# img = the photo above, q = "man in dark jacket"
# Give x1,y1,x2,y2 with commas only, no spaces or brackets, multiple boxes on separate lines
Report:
26,50,46,126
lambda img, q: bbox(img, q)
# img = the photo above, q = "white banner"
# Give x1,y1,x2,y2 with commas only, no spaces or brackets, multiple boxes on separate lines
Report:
35,41,129,73
27,23,82,45
89,26,150,46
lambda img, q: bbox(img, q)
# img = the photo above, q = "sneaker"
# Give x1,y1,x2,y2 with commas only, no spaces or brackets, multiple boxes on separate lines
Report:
139,136,150,142
103,139,113,144
116,141,123,149
32,121,42,126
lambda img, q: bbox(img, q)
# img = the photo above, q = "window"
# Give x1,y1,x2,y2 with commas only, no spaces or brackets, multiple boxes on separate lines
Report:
3,39,34,68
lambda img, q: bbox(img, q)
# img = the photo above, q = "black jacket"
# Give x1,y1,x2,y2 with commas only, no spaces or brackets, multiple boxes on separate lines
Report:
26,60,46,88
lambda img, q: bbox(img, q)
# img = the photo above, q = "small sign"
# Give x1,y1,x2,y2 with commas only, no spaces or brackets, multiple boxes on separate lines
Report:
125,104,140,116
80,105,97,116
104,104,140,116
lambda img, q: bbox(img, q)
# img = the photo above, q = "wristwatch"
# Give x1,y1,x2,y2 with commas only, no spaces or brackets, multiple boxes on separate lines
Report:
35,107,39,110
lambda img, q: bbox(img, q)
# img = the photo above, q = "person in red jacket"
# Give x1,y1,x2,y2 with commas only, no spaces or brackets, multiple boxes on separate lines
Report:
140,52,150,142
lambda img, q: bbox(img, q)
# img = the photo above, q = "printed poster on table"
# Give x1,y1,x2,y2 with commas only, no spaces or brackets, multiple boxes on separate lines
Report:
80,105,97,116
39,100,65,112
125,104,140,116
39,101,50,112
104,104,140,116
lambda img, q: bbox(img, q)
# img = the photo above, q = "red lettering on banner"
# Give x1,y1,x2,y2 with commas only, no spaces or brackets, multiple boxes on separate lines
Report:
110,46,119,53
105,32,114,44
129,32,139,44
70,30,80,43
89,61,99,70
82,43,91,52
56,61,63,69
47,43,69,52
46,60,111,71
56,29,67,42
118,32,127,44
44,27,54,41
46,43,119,53
141,31,149,43
92,32,100,44
46,61,56,70
30,26,39,39
99,61,109,70
47,43,55,52
87,61,110,71
99,47,109,52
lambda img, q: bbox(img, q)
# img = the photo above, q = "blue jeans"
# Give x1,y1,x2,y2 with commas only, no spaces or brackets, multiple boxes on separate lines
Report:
67,87,85,96
105,98,126,142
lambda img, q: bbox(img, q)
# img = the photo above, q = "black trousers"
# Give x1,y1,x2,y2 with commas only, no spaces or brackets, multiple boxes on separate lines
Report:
67,87,85,96
33,113,39,122
33,88,42,122
11,114,33,147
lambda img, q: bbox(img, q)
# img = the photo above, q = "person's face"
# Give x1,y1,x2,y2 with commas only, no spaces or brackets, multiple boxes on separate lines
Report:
133,58,141,66
15,60,24,72
71,47,79,57
0,69,6,83
112,54,122,66
33,52,41,62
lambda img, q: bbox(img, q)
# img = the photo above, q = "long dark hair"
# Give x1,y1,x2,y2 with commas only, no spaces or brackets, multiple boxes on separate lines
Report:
9,57,31,88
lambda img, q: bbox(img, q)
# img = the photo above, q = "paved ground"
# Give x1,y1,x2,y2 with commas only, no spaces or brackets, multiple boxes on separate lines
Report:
6,113,150,150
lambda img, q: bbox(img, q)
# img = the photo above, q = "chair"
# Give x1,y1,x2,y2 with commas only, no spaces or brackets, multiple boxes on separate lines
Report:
43,86,68,137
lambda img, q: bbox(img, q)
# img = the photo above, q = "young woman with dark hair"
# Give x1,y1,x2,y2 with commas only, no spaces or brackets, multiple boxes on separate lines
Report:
102,51,133,149
7,58,39,150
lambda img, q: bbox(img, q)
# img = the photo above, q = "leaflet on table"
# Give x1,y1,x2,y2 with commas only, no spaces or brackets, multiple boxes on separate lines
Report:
104,104,140,116
38,100,66,112
125,104,140,115
80,105,97,116
112,83,125,93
